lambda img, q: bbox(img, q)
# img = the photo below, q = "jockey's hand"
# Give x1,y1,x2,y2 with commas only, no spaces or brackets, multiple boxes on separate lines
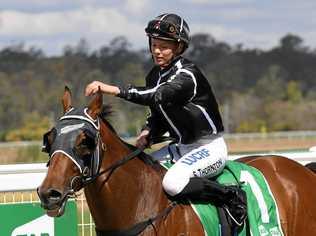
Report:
136,129,150,149
85,81,120,96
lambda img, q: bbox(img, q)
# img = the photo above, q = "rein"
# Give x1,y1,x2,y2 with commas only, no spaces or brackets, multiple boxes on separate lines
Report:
81,147,144,187
81,146,178,236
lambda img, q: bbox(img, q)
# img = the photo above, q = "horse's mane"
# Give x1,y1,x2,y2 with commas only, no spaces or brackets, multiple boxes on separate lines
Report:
98,105,162,170
123,141,161,168
98,104,121,134
99,104,114,127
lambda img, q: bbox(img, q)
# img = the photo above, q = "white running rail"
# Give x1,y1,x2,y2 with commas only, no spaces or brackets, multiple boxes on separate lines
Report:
0,150,315,191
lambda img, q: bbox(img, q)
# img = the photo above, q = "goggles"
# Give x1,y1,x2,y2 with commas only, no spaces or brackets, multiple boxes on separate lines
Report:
145,19,181,41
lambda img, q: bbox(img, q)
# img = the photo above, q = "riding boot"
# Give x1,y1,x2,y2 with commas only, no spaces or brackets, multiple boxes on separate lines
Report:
172,177,247,226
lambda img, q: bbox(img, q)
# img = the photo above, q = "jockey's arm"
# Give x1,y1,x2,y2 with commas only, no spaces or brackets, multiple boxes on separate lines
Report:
85,81,120,96
154,72,195,106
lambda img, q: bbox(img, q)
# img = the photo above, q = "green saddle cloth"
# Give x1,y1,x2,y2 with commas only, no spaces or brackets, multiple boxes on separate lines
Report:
161,160,284,236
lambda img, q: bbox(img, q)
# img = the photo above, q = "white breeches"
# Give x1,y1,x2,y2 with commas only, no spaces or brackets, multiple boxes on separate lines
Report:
151,136,227,196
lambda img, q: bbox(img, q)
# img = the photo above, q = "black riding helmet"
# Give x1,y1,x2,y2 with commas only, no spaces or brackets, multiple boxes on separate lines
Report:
145,13,190,53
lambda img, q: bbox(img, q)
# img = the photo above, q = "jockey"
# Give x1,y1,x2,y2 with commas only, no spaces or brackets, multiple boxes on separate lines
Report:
85,13,247,226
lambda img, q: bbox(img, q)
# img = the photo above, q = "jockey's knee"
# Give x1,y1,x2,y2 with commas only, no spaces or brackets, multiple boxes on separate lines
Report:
162,171,190,197
199,157,226,178
162,156,226,196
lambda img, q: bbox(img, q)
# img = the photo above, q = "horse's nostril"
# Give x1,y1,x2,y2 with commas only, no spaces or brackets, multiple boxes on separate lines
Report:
47,189,63,201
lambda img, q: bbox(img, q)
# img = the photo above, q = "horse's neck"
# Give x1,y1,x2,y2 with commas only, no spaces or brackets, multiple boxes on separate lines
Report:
84,121,168,230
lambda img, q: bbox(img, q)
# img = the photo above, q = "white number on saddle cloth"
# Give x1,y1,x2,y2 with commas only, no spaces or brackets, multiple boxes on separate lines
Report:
240,170,269,223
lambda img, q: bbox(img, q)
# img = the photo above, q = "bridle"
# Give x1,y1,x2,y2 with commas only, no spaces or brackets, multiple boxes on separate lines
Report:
40,107,176,235
40,107,145,206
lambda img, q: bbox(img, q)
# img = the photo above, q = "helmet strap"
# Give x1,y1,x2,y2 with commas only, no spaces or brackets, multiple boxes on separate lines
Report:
175,43,185,56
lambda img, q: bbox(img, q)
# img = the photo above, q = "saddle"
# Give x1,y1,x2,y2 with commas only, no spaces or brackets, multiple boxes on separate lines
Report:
161,160,284,236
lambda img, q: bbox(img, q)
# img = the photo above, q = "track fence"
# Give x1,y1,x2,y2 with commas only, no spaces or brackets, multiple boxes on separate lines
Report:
0,164,95,236
0,191,95,236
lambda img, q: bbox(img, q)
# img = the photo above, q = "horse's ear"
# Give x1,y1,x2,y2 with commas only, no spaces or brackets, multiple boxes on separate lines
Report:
62,86,72,113
87,87,103,120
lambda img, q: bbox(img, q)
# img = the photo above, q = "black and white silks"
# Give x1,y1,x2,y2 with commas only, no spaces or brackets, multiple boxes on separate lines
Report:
118,56,224,144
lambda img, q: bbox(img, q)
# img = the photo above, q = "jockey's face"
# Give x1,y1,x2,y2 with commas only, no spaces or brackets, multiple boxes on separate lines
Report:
151,38,180,68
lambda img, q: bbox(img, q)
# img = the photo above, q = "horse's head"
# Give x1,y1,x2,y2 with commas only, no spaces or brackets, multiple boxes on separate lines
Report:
37,87,104,217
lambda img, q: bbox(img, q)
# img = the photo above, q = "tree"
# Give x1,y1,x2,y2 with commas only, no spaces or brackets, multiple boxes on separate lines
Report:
1,33,316,140
279,34,306,52
5,112,51,141
253,65,287,102
286,81,302,103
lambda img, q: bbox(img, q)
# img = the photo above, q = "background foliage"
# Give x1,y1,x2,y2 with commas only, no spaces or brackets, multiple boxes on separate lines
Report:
1,33,316,141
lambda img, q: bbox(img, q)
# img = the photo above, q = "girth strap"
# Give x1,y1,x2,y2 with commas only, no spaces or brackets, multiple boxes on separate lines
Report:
95,202,177,236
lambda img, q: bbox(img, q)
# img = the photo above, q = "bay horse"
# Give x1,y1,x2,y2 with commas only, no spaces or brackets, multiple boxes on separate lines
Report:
38,88,316,235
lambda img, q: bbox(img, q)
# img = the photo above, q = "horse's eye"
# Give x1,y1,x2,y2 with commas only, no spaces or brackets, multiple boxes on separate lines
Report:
83,130,96,149
82,136,96,150
74,131,96,157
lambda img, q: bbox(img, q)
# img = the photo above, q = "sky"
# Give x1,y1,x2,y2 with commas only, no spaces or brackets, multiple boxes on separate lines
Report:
0,0,315,55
